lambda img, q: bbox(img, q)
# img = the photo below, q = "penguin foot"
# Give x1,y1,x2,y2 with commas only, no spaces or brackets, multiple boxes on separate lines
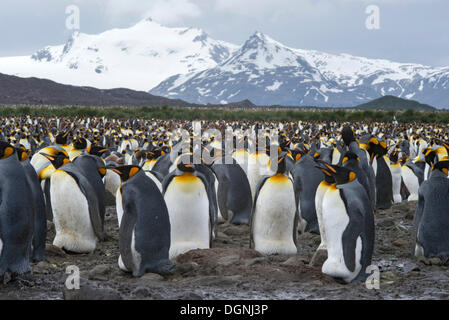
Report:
310,249,328,267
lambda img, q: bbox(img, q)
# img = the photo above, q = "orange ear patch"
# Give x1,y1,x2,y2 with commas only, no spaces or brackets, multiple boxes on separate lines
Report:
21,152,28,161
3,147,14,159
129,167,139,178
349,171,356,182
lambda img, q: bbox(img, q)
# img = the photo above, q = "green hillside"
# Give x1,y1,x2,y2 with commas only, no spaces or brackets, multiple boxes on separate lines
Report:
353,95,436,111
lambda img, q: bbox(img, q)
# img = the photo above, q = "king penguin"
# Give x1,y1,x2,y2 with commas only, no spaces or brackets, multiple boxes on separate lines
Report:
113,165,175,277
414,158,449,264
0,142,34,276
162,154,214,260
250,153,298,255
311,162,336,266
72,154,107,233
40,152,105,253
15,147,47,262
318,163,375,283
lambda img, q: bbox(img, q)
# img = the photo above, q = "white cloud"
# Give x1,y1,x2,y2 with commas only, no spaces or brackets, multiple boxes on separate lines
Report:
75,0,201,25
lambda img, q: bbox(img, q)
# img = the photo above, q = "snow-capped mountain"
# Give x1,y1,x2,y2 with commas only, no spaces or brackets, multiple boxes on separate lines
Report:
150,32,449,108
0,19,448,108
0,18,238,91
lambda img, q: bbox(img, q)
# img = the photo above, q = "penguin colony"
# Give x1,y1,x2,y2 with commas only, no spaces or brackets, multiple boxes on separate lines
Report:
0,115,448,284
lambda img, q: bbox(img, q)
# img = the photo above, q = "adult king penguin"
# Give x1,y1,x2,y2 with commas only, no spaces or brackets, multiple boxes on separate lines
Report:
250,153,298,255
113,165,175,276
40,152,105,253
414,158,449,264
317,163,375,283
0,142,34,276
163,154,214,260
16,147,47,262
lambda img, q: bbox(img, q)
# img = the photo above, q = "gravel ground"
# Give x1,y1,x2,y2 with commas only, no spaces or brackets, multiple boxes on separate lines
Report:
1,199,448,300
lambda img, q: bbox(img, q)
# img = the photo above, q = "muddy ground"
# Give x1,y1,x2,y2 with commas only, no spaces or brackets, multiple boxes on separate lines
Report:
0,199,448,300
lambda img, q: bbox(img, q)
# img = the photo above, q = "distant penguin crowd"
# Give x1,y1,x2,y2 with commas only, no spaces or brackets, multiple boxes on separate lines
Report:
1,115,449,284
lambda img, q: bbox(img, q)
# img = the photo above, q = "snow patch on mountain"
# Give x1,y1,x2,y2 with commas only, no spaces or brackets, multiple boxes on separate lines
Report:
0,18,238,91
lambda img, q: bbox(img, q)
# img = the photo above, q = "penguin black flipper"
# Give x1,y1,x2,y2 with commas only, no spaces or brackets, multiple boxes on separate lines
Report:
193,170,216,245
196,164,219,231
62,169,105,241
162,171,176,194
249,175,270,249
340,186,375,282
413,184,427,251
44,178,53,221
212,165,230,221
152,153,172,177
213,162,252,225
119,195,137,273
122,173,173,276
341,216,363,273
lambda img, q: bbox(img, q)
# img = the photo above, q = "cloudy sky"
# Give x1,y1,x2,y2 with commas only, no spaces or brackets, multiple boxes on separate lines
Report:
0,0,448,67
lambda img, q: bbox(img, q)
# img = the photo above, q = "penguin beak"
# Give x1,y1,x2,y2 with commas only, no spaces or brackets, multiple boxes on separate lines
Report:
324,163,337,174
40,153,55,161
112,169,122,175
99,148,109,153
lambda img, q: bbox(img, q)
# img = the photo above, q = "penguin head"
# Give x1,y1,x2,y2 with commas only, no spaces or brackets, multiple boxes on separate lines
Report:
88,145,109,158
423,148,437,167
177,153,195,173
341,125,356,146
432,158,449,176
0,141,15,160
273,152,287,174
320,163,356,185
111,165,141,182
314,161,336,185
41,152,70,169
73,137,87,150
341,152,360,165
55,131,70,145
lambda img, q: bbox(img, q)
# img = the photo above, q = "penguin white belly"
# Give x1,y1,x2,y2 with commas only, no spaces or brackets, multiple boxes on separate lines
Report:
0,238,3,256
401,165,419,201
69,149,82,161
331,149,340,165
104,169,121,196
252,177,297,255
390,164,402,203
142,160,157,171
314,182,329,250
424,164,430,181
144,171,163,192
50,170,97,253
247,153,270,200
116,186,124,227
165,176,210,260
321,188,362,283
372,157,378,177
214,177,224,222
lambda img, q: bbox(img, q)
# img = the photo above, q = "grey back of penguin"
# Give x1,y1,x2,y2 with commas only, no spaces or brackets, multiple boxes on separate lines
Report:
120,170,174,276
0,152,34,275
